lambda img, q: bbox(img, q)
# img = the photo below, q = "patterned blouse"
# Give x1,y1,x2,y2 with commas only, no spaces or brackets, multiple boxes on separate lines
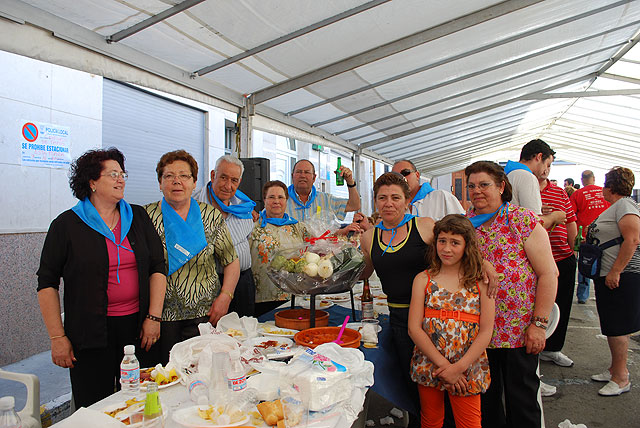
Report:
249,222,309,303
145,201,238,321
468,204,538,348
410,276,491,395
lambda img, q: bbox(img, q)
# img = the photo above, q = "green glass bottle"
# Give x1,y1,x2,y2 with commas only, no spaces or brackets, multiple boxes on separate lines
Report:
336,157,344,186
574,225,583,251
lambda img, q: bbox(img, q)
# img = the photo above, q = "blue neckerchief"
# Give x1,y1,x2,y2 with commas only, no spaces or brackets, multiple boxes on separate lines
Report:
207,182,255,219
375,214,415,255
411,182,435,209
468,202,510,228
161,198,207,276
72,198,134,283
288,185,317,210
258,210,298,228
504,160,532,175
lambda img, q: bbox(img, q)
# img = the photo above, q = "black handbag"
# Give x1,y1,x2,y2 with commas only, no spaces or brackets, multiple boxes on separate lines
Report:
578,237,624,279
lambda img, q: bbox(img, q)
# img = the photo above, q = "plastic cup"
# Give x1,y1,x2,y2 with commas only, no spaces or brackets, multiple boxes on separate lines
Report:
361,319,379,347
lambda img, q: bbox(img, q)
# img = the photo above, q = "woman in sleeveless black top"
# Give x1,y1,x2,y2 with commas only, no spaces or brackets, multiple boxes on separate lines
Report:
361,173,436,426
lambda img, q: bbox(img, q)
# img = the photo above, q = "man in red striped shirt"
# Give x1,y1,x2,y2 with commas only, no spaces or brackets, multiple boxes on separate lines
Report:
536,166,578,367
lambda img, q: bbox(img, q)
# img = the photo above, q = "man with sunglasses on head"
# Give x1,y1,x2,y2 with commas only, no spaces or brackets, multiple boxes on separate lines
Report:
391,160,464,221
285,159,361,222
195,155,257,317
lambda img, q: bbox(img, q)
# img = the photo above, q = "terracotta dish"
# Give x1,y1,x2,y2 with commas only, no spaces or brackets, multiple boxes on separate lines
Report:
294,327,361,349
275,309,329,330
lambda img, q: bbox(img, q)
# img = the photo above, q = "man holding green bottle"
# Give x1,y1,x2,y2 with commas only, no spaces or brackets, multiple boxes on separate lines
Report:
285,159,361,222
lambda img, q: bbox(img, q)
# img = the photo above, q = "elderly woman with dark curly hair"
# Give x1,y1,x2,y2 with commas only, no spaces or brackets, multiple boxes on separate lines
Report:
587,167,640,396
37,147,167,408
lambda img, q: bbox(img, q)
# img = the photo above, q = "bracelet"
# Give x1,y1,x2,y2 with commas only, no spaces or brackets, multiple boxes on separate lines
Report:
533,315,549,324
222,290,234,299
347,182,357,188
50,335,66,340
146,313,162,322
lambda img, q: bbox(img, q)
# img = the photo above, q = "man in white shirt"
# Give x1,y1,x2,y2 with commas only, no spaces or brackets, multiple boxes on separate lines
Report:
505,139,566,229
194,155,256,316
391,160,464,220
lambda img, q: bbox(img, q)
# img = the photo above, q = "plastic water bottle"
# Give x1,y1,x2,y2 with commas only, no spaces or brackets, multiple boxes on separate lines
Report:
187,374,209,405
0,396,22,428
142,383,164,427
226,349,247,394
120,344,140,396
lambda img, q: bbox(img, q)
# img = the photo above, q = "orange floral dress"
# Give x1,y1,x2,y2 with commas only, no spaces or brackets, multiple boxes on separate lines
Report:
410,275,491,395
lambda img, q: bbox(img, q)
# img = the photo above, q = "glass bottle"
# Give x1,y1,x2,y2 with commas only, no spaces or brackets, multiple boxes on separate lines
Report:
361,279,374,319
335,157,344,186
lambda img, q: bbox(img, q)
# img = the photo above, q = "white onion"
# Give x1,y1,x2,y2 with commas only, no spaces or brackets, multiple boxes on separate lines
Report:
317,260,334,279
304,263,318,277
304,252,321,264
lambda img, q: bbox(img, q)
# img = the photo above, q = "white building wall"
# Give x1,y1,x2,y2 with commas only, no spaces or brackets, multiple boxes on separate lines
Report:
0,50,103,233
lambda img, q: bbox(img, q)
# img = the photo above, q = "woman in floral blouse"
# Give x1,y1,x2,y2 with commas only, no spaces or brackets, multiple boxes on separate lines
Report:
250,180,309,316
464,161,558,428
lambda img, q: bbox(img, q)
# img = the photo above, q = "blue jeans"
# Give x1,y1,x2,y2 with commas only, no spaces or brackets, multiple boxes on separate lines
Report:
576,271,590,302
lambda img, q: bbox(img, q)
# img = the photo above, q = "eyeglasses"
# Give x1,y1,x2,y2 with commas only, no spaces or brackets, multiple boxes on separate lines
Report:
399,169,415,177
466,182,494,191
266,195,287,200
102,172,128,181
162,173,193,182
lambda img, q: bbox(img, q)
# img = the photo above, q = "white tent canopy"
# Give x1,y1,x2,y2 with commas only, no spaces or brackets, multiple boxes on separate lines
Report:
3,0,640,176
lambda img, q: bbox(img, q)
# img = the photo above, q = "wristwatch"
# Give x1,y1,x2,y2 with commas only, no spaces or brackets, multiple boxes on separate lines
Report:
532,320,548,330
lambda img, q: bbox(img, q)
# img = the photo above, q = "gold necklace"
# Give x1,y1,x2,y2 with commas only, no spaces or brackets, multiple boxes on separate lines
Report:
108,209,119,230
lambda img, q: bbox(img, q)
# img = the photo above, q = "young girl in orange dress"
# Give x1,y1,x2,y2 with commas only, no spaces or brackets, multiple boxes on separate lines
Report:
408,214,494,428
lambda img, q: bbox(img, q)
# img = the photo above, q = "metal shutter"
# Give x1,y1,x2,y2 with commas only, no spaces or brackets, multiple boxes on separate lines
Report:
103,79,205,205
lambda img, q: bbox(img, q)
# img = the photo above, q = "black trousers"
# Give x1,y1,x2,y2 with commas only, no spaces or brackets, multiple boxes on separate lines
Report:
159,315,209,365
69,313,159,408
223,268,256,317
481,347,542,428
545,254,576,352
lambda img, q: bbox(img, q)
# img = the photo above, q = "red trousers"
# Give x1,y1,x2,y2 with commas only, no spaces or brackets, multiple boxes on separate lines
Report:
418,384,481,428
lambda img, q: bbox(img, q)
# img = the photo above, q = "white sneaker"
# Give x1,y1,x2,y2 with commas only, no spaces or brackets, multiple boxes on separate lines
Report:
540,381,557,397
598,380,631,396
591,370,612,382
540,351,574,367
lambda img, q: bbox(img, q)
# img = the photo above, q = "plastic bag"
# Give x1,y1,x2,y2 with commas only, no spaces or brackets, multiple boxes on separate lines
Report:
266,235,365,295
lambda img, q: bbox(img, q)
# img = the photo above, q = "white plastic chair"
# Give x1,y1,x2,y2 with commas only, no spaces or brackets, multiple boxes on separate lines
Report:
0,368,42,428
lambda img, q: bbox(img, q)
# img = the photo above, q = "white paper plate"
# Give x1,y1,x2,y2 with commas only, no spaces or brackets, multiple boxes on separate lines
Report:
319,293,351,303
346,322,382,333
102,399,168,427
545,303,560,339
171,406,249,427
140,368,181,390
297,299,334,309
140,377,181,390
258,325,299,338
243,336,293,350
